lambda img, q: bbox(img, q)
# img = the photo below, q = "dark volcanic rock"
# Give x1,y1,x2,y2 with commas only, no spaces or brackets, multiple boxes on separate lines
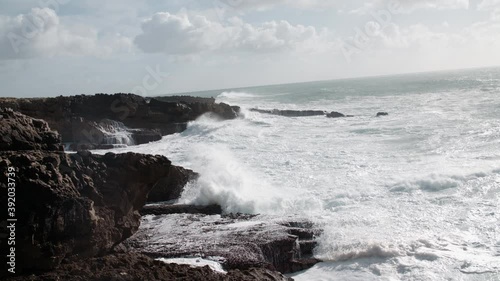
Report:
140,204,223,216
130,129,162,145
250,108,326,117
0,94,240,149
147,166,198,203
0,151,175,274
326,111,345,118
376,112,389,117
0,108,62,151
5,253,292,281
123,214,321,274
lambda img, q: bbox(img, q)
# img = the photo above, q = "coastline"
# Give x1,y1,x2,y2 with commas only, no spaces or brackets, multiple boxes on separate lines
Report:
0,94,320,280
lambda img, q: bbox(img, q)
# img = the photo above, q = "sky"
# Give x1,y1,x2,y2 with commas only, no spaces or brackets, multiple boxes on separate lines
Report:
0,0,499,97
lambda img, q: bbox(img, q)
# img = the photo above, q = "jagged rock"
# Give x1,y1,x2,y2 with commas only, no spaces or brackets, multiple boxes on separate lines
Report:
130,129,162,145
123,214,321,274
250,108,326,117
140,204,223,216
4,253,293,281
376,112,389,117
0,108,62,151
153,95,216,104
0,94,240,150
147,166,198,203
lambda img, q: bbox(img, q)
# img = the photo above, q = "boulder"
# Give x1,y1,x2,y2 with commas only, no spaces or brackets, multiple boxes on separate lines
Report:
140,204,223,216
123,214,321,274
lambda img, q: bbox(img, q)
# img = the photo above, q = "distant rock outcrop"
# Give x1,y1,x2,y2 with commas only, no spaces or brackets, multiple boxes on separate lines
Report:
250,108,326,117
0,94,240,150
140,204,223,216
326,111,345,118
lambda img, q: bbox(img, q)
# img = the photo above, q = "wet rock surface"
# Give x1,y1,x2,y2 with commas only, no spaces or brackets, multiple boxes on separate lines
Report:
122,213,321,274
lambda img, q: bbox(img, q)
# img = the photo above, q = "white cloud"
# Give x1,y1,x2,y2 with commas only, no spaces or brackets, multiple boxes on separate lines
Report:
477,0,500,9
349,0,469,15
134,11,332,56
399,0,469,10
215,0,345,11
477,0,500,20
0,8,132,60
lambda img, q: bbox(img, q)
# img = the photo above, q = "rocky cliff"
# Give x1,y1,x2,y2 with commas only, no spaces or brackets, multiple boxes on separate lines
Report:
0,109,180,273
0,94,240,150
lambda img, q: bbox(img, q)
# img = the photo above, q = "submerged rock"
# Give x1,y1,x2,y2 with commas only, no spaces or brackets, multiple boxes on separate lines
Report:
326,111,345,118
250,108,326,117
123,214,321,274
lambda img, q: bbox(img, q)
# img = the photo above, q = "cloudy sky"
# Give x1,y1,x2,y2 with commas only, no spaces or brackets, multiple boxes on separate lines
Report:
0,0,499,97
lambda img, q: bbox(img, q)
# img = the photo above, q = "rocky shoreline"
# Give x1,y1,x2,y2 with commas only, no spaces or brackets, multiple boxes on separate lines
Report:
0,96,320,281
0,94,240,150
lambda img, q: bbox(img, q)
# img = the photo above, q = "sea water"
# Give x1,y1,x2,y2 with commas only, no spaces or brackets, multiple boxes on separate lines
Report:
102,67,500,280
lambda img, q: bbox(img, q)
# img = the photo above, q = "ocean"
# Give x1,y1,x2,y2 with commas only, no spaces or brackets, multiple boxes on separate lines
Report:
102,67,500,280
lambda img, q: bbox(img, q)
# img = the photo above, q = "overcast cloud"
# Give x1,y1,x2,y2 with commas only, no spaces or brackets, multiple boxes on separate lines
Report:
0,0,498,97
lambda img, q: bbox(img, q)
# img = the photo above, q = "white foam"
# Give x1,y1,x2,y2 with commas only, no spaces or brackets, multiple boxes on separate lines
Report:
157,257,226,273
178,143,290,214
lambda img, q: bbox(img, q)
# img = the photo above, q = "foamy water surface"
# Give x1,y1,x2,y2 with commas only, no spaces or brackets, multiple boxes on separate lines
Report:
99,68,500,280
